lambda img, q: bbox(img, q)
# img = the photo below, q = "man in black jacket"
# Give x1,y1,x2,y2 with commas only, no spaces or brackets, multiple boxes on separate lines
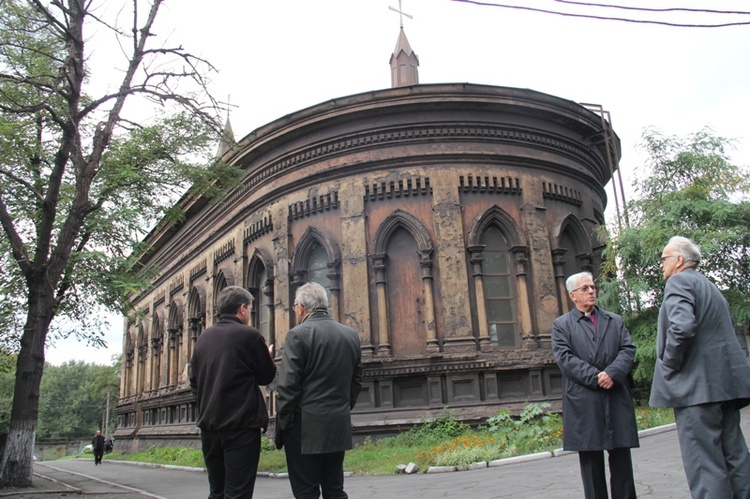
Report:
276,282,363,499
91,430,105,465
190,286,277,499
552,271,638,499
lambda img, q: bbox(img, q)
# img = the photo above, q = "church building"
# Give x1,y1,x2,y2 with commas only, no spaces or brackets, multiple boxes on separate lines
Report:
114,25,621,450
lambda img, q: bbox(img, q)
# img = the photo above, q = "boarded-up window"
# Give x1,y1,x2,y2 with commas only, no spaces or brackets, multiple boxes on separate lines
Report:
386,227,425,356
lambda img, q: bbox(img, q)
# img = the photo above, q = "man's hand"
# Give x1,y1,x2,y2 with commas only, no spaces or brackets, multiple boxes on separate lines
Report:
268,343,274,356
597,371,613,389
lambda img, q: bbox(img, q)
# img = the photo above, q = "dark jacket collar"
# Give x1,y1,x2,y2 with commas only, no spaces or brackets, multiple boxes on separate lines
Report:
218,315,243,325
301,309,332,323
571,306,600,322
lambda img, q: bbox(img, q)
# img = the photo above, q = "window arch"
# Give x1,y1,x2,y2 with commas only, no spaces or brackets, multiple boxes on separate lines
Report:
247,248,275,345
372,210,438,356
467,205,528,348
167,301,183,387
187,286,205,365
213,271,230,318
150,311,164,391
550,215,594,314
480,226,517,346
136,323,148,395
291,227,341,321
124,330,135,397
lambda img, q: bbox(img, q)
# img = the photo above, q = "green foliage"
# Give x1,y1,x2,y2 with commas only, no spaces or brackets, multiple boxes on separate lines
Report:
36,360,120,439
486,403,562,452
109,446,205,469
599,127,750,391
71,404,672,476
0,352,16,434
634,407,674,430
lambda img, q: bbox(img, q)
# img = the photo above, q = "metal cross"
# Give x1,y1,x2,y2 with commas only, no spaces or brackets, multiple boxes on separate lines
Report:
388,0,413,29
217,94,239,120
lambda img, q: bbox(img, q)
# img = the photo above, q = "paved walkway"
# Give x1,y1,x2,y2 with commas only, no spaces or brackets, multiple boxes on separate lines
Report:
5,409,749,498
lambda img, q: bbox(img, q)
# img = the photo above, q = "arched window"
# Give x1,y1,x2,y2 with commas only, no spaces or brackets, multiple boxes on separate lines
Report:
213,271,229,318
372,210,438,356
136,324,148,395
187,286,205,364
124,331,135,397
385,227,425,356
468,205,527,348
480,226,517,347
307,242,331,293
167,301,183,387
550,215,594,315
291,227,341,321
247,251,274,345
150,313,163,391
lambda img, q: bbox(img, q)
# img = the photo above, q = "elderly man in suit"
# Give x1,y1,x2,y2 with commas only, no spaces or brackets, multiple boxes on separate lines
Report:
552,271,639,499
276,282,363,499
650,236,750,498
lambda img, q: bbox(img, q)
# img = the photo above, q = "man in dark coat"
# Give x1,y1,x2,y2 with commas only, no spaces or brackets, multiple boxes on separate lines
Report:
190,285,277,499
91,430,105,465
276,282,363,499
650,236,750,498
552,271,639,499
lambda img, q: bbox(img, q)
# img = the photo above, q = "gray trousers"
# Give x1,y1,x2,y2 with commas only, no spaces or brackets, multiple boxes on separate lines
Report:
674,401,750,499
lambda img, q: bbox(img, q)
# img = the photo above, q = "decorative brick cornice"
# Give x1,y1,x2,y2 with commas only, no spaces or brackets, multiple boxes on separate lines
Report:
213,240,236,266
169,276,184,297
459,174,521,195
289,191,339,220
365,177,431,203
542,181,582,206
153,290,166,308
189,260,207,283
223,125,599,215
363,359,490,378
243,214,273,245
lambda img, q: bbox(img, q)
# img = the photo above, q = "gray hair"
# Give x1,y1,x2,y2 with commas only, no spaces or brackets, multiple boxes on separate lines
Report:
294,282,329,311
216,286,253,316
565,271,593,293
667,236,702,264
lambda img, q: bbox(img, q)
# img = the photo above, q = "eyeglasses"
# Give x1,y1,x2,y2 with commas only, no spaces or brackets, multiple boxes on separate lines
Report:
659,255,678,264
571,284,596,293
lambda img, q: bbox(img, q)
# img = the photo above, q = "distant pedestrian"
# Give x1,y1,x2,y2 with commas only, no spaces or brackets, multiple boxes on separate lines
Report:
190,285,277,499
91,430,105,465
552,271,639,499
276,282,363,499
650,236,750,498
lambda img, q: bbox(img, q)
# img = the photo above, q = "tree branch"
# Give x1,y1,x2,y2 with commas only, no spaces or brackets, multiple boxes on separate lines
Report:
0,167,45,202
0,195,32,274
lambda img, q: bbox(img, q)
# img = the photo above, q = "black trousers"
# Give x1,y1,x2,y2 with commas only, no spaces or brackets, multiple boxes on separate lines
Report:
93,449,104,465
200,427,261,499
578,448,637,499
282,417,347,499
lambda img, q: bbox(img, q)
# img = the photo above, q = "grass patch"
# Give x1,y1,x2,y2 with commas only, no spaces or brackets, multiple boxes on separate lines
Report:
78,404,674,475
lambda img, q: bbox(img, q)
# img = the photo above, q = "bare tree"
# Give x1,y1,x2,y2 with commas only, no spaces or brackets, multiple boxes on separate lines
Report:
0,0,235,486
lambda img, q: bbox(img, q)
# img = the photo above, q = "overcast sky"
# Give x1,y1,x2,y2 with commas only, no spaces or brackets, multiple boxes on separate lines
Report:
44,0,750,365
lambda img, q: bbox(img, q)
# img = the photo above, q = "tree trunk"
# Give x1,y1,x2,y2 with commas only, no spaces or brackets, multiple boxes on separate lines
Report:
0,291,52,487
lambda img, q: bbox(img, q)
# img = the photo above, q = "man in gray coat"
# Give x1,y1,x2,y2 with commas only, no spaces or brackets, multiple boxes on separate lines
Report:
552,271,638,499
650,236,750,498
276,282,363,499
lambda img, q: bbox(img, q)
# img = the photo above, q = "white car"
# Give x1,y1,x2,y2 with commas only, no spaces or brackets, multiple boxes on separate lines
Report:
83,444,93,453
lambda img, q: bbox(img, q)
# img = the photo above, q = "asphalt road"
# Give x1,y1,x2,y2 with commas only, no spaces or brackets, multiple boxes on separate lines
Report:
20,410,750,498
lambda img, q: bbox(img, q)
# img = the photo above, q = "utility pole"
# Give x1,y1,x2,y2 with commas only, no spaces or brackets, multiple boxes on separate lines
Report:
104,388,110,436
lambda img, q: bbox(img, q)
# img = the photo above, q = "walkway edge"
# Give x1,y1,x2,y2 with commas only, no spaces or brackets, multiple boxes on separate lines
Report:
95,423,677,478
